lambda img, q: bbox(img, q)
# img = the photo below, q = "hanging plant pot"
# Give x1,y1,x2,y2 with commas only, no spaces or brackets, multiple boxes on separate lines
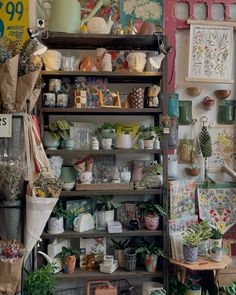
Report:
185,167,200,177
183,245,198,264
144,254,158,272
144,214,160,231
63,255,76,273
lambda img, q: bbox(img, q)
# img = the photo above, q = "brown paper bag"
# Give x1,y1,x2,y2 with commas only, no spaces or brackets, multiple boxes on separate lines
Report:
0,54,19,113
28,87,41,113
15,70,41,112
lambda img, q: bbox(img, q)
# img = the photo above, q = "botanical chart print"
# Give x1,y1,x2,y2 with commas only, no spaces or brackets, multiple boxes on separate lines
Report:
209,128,236,168
188,24,233,82
198,184,236,234
120,0,164,30
169,180,196,220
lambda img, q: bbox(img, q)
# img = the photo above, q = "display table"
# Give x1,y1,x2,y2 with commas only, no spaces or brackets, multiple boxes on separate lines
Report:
169,256,232,284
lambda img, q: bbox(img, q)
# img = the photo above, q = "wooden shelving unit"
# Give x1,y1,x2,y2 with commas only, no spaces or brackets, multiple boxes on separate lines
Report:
40,32,169,291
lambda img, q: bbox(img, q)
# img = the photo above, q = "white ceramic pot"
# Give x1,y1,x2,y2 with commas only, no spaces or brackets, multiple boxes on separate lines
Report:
79,172,93,184
47,217,64,234
144,139,154,149
210,248,223,262
120,170,131,183
102,138,112,150
209,238,222,249
116,134,132,149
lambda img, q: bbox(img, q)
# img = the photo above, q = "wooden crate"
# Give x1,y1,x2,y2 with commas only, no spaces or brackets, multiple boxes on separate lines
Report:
76,183,134,191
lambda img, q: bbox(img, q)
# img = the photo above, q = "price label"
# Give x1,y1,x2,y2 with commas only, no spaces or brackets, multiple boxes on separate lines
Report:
0,0,29,48
0,114,12,138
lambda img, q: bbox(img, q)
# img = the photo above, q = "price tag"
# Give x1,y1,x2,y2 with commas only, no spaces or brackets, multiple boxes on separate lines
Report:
0,114,12,138
0,0,29,48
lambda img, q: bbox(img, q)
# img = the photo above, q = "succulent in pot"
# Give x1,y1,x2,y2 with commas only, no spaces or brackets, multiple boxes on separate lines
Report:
111,238,129,268
137,241,166,272
139,200,167,231
47,203,65,234
57,246,80,273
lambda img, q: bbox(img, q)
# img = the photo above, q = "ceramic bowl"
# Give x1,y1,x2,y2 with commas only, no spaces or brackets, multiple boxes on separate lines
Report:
62,182,75,191
214,89,231,99
186,87,202,97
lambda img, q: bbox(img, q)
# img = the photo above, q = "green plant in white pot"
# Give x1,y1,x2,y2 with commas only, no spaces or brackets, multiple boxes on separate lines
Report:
209,228,223,250
96,122,116,150
47,203,65,234
115,127,132,149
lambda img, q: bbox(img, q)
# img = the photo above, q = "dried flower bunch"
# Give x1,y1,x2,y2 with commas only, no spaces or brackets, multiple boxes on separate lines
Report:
18,38,42,76
0,38,18,65
33,172,62,198
0,159,25,201
0,240,24,263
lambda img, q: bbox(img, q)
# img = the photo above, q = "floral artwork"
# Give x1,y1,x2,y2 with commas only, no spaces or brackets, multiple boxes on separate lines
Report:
169,180,196,220
187,23,233,82
209,128,236,168
120,0,164,30
197,184,236,234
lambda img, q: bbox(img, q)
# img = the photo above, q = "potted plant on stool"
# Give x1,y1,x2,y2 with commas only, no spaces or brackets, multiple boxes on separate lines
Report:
137,241,166,272
57,246,80,273
139,200,167,231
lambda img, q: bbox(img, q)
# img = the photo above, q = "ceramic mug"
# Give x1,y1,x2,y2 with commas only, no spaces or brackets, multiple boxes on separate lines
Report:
43,93,56,107
57,93,68,107
79,171,93,184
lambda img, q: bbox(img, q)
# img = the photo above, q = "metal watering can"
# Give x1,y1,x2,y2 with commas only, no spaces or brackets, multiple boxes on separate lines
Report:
49,0,111,33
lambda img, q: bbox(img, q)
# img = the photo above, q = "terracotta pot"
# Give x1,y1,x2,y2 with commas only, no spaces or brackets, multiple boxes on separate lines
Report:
185,167,200,177
138,22,156,35
63,255,76,273
145,214,160,230
144,254,158,272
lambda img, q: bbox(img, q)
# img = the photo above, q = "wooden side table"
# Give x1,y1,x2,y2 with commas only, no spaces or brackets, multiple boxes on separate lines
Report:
169,256,232,284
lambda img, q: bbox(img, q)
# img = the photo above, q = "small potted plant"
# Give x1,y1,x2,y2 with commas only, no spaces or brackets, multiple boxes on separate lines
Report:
47,203,65,234
57,246,80,273
43,119,74,150
137,241,166,272
96,122,116,150
95,196,116,230
139,161,163,189
143,134,155,149
24,263,57,295
139,200,167,231
190,220,212,256
209,228,223,249
111,238,129,268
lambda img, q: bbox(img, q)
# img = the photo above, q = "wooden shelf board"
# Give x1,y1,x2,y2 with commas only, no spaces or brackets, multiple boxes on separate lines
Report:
54,268,163,280
45,149,163,156
42,229,163,239
42,32,163,50
60,189,162,197
40,108,162,115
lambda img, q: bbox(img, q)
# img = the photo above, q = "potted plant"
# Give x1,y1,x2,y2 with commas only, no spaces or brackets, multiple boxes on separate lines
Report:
111,238,129,268
139,162,163,189
190,220,212,256
24,263,57,295
139,200,167,231
57,246,80,273
209,228,223,249
115,127,132,149
96,122,116,150
137,241,166,272
143,134,155,149
47,203,65,234
95,196,116,230
209,246,223,262
43,119,74,150
220,281,236,295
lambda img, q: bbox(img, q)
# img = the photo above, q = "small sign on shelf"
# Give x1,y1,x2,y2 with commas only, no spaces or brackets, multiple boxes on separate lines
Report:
0,114,12,138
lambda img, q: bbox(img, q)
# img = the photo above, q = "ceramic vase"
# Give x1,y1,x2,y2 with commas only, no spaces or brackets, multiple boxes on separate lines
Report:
210,248,223,262
60,166,76,183
145,214,160,230
79,172,92,184
144,254,158,272
116,134,132,149
101,138,112,150
43,131,60,150
144,139,154,149
183,245,198,264
47,217,64,234
63,255,76,273
209,238,222,249
130,88,145,109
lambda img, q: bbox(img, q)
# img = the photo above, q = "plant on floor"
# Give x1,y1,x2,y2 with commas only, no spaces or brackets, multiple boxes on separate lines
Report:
170,275,192,295
24,263,57,295
220,281,236,295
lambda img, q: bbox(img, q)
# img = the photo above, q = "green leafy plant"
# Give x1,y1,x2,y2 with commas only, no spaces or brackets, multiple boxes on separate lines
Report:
24,263,57,295
183,226,206,247
139,200,167,217
96,195,117,211
190,220,213,241
48,120,73,141
111,238,129,250
96,123,117,133
211,228,222,239
51,203,66,219
170,275,191,295
57,246,80,260
137,241,166,258
220,281,236,295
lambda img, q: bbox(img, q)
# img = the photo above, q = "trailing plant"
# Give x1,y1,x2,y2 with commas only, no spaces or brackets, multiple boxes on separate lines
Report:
57,246,80,260
211,228,223,239
137,241,166,258
110,238,129,250
48,120,73,141
139,200,167,217
24,263,57,295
